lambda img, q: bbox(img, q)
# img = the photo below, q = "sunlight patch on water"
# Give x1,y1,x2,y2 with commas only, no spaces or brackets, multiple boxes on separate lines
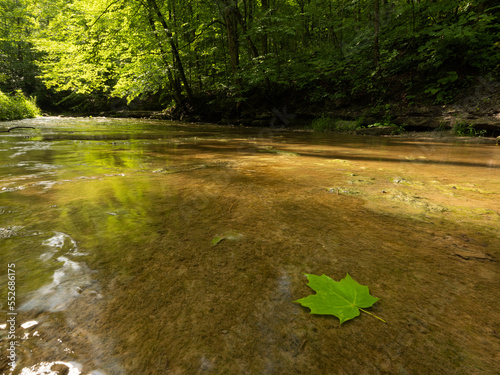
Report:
20,232,95,312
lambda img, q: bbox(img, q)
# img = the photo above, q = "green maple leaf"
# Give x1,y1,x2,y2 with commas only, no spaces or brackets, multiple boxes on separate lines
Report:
295,273,386,324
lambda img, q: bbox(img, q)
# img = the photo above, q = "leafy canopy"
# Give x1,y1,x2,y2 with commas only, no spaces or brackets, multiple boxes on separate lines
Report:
2,0,499,111
295,273,385,324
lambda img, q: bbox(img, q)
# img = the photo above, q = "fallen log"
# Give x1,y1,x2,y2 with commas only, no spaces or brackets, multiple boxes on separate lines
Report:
0,126,36,132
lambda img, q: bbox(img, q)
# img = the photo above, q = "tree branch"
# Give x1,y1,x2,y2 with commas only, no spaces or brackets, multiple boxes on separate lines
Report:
0,126,36,133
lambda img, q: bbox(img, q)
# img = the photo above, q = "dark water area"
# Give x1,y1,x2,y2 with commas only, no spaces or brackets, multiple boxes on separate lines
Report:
1,117,499,374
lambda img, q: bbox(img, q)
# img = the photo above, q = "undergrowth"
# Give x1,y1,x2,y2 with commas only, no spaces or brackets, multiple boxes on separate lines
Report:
0,90,41,121
310,115,359,132
452,123,487,137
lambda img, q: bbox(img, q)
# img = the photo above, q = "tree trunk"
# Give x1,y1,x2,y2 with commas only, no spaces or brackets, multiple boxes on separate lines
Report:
144,5,183,104
261,0,269,55
373,0,380,69
234,5,259,58
146,0,194,104
219,0,240,76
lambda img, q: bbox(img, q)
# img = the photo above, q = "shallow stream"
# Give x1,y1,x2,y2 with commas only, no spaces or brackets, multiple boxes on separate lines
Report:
1,117,499,374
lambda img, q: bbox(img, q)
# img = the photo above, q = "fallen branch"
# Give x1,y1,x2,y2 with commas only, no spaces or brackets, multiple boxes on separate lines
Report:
0,126,36,132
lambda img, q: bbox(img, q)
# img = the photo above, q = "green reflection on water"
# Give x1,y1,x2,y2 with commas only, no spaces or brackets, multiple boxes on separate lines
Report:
0,119,182,304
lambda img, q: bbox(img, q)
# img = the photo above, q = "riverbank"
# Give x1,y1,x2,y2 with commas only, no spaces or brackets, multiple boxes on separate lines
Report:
82,78,500,138
15,114,498,146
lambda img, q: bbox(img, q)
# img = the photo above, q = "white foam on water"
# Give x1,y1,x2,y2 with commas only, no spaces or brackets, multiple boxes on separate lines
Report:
9,142,52,158
20,233,93,312
43,232,77,250
11,229,118,374
19,258,91,312
0,226,23,238
17,161,59,171
21,321,39,329
33,180,59,189
0,185,26,193
39,252,54,261
40,232,85,261
18,361,82,375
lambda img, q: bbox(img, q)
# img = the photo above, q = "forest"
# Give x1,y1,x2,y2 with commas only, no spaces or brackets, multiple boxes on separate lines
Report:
1,2,500,374
0,0,499,125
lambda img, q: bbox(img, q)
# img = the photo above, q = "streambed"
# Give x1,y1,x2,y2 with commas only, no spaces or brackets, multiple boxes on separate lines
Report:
1,117,499,374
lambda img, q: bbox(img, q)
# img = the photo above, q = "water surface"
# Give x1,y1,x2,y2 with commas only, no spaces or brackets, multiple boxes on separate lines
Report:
1,117,499,374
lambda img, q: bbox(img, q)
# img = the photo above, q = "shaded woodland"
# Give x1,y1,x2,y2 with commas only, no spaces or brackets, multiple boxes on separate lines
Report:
1,0,499,122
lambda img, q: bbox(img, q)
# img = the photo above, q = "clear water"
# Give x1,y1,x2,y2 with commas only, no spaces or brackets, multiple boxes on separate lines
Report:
1,117,499,374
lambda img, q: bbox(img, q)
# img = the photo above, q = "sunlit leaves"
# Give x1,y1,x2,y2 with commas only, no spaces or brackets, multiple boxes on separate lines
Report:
2,0,499,108
0,89,40,120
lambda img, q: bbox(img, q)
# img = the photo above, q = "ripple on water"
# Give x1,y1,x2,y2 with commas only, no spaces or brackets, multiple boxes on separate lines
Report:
9,141,52,158
7,232,113,375
20,232,93,312
0,226,24,238
18,361,83,375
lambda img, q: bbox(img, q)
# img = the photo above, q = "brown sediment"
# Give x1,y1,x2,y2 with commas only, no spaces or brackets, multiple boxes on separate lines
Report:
1,119,498,374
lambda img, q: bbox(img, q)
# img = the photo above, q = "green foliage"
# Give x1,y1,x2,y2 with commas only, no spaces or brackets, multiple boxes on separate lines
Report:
416,1,500,102
0,0,499,114
424,71,459,103
211,235,224,247
0,90,40,121
310,115,359,133
0,0,42,93
310,115,336,132
417,2,500,72
452,122,487,137
367,103,406,133
295,273,385,324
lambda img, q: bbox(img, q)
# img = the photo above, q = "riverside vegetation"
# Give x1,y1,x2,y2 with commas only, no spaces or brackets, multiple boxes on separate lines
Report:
0,0,499,130
0,90,40,121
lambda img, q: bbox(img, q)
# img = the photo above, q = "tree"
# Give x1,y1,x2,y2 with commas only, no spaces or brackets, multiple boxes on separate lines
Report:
0,0,41,93
144,0,193,104
216,0,240,77
0,0,495,114
373,0,380,68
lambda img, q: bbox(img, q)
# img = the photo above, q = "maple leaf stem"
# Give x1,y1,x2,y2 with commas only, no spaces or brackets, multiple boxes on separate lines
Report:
359,308,387,323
